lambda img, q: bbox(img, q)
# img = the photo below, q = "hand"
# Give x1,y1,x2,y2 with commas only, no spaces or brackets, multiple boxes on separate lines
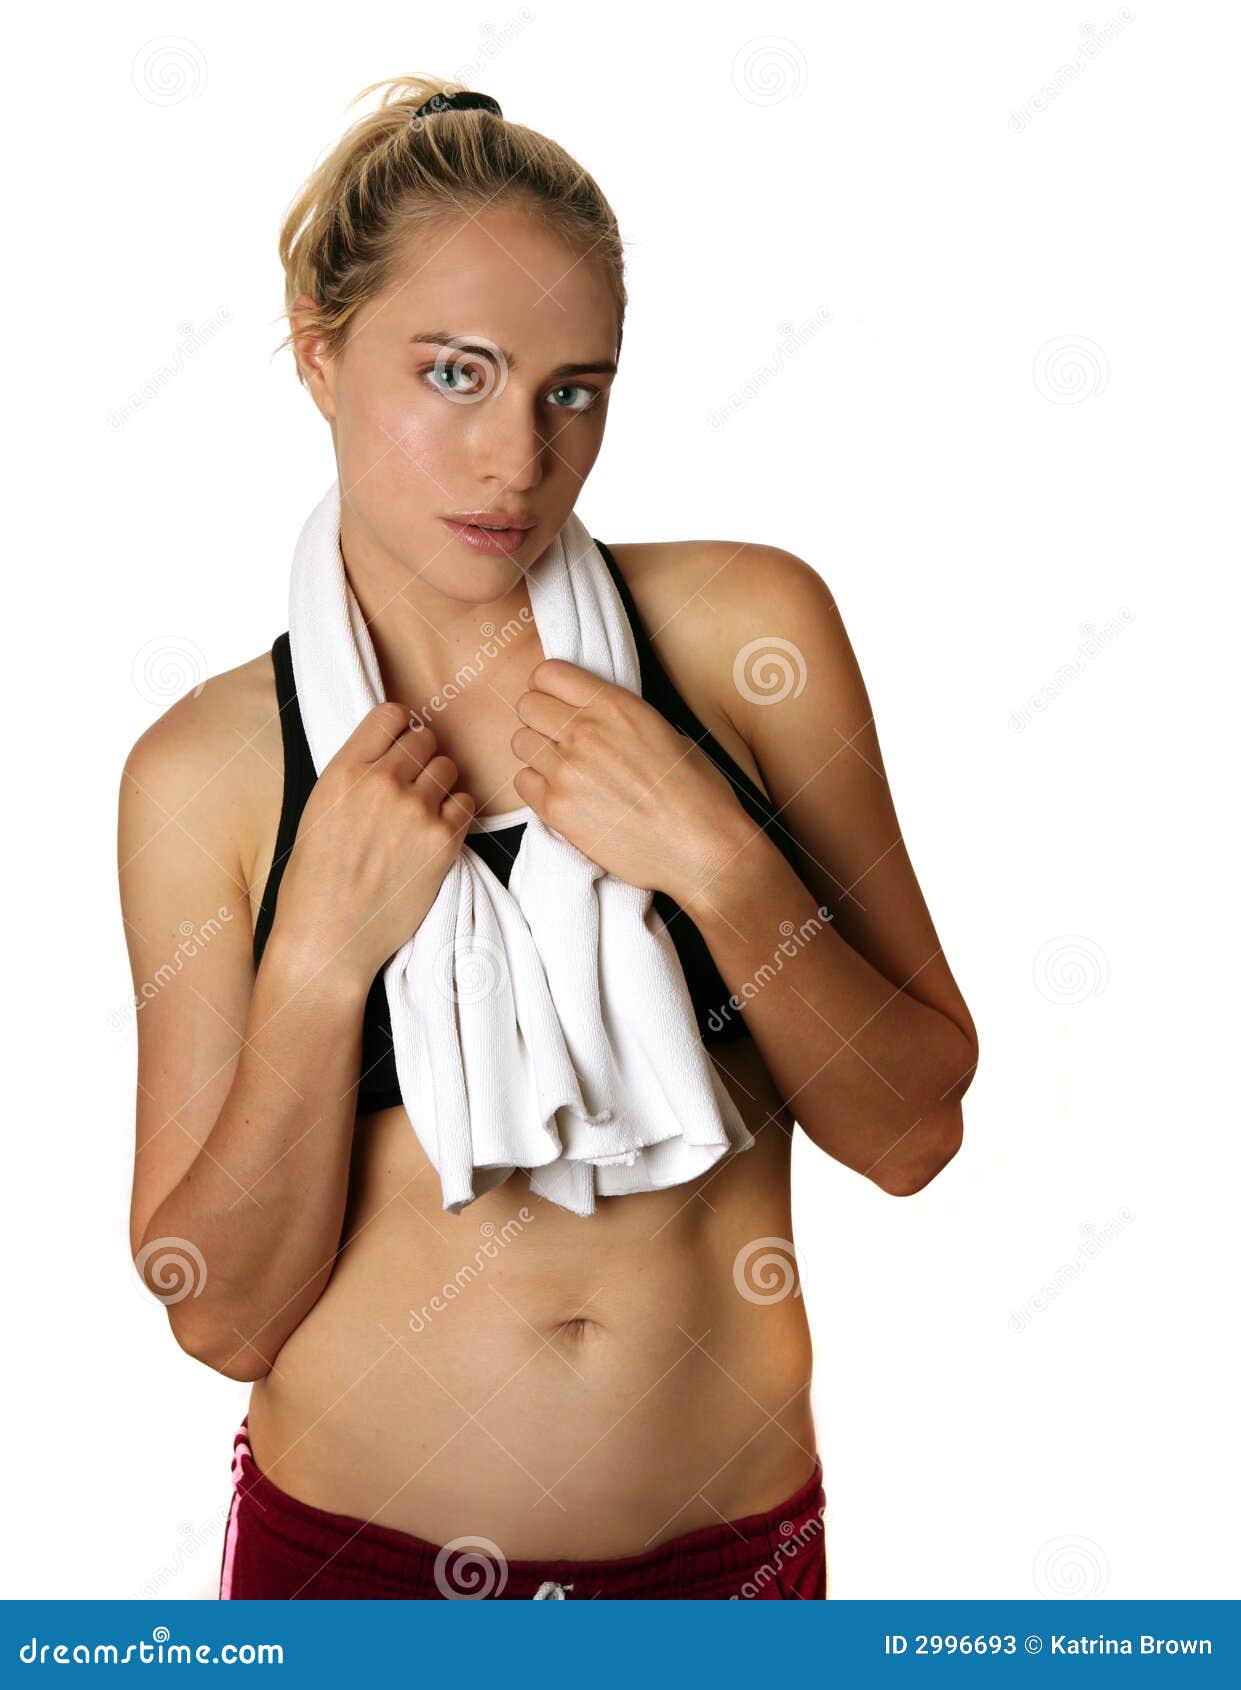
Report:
509,659,759,905
269,703,477,990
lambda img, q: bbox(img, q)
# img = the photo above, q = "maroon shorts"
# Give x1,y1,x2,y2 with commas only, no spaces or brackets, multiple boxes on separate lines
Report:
219,1417,826,1600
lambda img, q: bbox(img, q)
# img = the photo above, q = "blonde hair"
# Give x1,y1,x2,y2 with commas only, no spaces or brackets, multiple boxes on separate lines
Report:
275,74,627,385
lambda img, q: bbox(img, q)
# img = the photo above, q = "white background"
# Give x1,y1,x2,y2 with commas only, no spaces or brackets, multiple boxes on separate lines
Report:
6,0,1238,1600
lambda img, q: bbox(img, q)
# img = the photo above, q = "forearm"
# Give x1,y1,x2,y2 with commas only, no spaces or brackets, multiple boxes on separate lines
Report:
679,822,975,1194
141,931,370,1378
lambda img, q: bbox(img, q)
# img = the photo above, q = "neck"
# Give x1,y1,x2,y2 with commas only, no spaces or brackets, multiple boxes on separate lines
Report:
338,509,544,721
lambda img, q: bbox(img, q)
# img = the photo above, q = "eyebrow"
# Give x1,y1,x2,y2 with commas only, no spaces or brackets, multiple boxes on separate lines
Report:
408,330,618,379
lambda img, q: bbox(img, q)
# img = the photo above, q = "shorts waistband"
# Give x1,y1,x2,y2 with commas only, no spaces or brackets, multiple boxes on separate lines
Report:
229,1416,825,1597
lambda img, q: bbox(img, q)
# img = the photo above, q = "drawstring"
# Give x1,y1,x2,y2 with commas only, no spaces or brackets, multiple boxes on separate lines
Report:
532,1579,572,1599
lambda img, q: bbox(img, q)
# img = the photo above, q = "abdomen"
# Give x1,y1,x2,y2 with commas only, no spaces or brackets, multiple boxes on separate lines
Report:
246,1044,817,1559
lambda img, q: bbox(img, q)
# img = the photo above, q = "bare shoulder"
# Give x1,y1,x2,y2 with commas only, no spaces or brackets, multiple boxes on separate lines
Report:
118,647,286,1262
605,539,824,789
118,646,284,900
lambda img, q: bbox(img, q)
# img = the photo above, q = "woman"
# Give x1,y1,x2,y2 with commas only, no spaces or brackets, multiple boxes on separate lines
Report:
118,75,978,1601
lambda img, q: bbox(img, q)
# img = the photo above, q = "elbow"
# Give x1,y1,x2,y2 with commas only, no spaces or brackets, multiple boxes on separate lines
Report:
134,1240,273,1381
165,1298,273,1380
873,1105,964,1196
172,1315,274,1381
871,1024,976,1198
938,1017,979,1111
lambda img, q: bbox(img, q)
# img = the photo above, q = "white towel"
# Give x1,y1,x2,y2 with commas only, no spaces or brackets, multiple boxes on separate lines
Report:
287,479,754,1216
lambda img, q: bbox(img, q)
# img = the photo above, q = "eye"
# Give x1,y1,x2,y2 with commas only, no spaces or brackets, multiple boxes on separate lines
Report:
423,364,486,397
547,383,602,412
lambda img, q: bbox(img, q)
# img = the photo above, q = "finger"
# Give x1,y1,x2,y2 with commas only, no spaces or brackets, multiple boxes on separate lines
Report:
513,687,579,741
512,764,546,814
526,658,616,709
374,718,441,784
440,789,477,830
511,724,566,780
343,702,427,766
410,752,461,805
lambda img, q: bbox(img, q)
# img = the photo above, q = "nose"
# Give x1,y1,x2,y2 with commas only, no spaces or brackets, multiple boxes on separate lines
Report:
470,388,546,497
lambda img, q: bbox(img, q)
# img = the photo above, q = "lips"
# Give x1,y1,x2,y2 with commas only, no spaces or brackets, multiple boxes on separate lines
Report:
439,518,533,557
444,511,536,530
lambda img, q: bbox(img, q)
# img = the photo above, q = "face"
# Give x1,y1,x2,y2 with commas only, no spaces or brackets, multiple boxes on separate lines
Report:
292,203,620,606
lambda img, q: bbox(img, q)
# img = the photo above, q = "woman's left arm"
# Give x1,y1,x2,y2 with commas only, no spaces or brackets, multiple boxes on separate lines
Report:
675,543,979,1197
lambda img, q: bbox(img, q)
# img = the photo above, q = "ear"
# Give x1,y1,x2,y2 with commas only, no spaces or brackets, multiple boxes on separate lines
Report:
289,293,337,422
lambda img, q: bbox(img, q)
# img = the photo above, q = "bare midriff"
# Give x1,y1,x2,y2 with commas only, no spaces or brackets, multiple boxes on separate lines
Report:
240,538,819,1561
244,1038,816,1560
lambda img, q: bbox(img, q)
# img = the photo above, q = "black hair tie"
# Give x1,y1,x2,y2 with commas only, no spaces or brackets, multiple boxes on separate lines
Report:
411,90,503,121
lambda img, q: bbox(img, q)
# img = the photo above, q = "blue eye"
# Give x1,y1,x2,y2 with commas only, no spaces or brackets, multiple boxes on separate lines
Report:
424,365,484,396
548,384,601,412
421,367,602,410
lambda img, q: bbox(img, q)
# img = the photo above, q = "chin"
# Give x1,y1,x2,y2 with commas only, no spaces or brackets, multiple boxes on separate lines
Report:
437,557,526,604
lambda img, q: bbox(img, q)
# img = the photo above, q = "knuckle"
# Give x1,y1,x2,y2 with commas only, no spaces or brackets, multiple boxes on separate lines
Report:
606,694,638,734
319,763,350,801
570,718,604,752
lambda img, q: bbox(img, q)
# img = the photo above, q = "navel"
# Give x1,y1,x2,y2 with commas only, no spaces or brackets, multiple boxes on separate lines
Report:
546,1314,604,1343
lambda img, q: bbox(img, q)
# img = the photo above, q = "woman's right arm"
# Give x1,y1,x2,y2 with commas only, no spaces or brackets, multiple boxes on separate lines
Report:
118,681,474,1380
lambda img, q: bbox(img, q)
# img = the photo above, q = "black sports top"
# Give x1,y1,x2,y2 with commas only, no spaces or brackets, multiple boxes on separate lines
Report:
252,539,807,1115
